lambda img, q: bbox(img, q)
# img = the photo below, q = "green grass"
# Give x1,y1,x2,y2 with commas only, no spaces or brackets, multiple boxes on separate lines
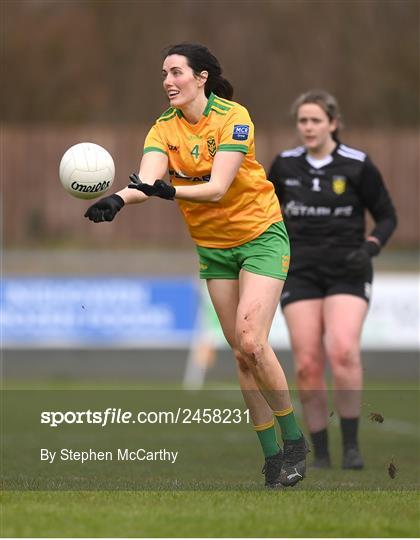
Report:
1,380,419,537
2,490,419,537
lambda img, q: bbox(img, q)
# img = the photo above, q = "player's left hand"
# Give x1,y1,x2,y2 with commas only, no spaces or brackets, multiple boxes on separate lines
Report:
128,173,176,200
345,240,380,274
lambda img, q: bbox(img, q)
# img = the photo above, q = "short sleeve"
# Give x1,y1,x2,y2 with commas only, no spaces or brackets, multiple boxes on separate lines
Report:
144,124,168,156
218,106,254,154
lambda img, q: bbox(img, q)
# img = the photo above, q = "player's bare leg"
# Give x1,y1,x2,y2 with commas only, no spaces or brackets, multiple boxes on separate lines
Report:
206,278,283,486
235,270,308,486
206,279,274,425
283,299,328,430
324,294,368,469
283,299,330,467
235,270,291,408
324,294,367,411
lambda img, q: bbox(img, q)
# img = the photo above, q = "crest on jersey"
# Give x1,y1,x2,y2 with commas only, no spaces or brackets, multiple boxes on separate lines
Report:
207,136,217,157
332,176,347,195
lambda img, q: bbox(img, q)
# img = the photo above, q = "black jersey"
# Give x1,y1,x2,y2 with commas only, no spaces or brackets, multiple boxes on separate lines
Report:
268,143,397,268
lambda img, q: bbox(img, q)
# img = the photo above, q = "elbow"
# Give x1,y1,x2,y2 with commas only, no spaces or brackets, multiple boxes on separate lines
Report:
208,188,226,202
209,193,224,202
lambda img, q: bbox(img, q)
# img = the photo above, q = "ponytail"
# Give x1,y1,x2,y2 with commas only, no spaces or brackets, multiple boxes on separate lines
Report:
207,75,233,100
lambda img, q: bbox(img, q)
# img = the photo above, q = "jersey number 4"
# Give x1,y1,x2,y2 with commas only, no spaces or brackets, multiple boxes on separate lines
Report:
191,145,200,159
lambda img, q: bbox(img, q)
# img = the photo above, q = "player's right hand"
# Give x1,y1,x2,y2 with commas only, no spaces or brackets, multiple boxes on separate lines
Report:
345,240,380,274
84,194,125,223
345,249,370,274
128,173,176,200
128,173,156,196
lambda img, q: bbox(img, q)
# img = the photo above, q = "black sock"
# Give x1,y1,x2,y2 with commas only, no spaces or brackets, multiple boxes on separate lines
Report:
310,428,329,458
340,417,359,449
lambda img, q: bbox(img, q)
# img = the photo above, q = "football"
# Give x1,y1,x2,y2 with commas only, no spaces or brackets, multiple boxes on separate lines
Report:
59,142,115,200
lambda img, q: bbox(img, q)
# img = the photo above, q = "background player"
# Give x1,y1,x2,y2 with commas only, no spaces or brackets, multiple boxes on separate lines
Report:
268,89,397,469
84,43,308,487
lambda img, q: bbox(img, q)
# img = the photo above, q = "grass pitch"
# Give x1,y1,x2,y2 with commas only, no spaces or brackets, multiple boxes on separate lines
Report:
2,490,419,537
1,380,419,537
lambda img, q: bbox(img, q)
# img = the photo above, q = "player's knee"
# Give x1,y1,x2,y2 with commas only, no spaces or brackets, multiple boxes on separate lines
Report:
329,345,359,371
234,350,251,373
237,331,266,368
296,354,323,385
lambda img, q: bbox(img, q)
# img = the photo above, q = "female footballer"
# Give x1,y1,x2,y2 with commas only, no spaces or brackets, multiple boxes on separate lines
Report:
85,43,308,487
268,90,397,469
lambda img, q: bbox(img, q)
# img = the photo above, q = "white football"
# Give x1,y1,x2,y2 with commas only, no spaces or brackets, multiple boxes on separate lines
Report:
59,142,115,200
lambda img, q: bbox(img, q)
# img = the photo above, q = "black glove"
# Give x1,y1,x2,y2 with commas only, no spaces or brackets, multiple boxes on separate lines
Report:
345,240,380,274
84,194,125,223
128,173,176,200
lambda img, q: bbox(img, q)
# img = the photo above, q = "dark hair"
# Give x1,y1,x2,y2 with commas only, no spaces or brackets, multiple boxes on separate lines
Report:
163,42,234,100
291,89,343,141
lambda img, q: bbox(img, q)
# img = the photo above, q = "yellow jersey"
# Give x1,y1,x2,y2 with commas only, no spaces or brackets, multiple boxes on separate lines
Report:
144,92,282,248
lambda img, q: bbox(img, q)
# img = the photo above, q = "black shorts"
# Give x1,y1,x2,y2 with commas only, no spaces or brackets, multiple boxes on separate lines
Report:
280,261,373,309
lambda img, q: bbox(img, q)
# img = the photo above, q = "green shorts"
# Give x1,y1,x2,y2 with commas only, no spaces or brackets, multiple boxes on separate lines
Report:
196,221,290,280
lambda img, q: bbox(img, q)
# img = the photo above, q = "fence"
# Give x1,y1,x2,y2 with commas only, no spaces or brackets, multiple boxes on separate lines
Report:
3,126,418,248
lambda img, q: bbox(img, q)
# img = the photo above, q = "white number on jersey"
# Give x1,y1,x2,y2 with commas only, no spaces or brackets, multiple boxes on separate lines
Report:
311,178,321,191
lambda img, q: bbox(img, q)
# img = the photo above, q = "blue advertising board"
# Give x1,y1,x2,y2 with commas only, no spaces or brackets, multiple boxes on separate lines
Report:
1,277,199,347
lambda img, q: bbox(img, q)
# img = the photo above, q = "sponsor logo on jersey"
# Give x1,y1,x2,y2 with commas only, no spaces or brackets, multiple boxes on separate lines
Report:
167,144,178,152
334,205,353,216
207,136,217,157
284,201,353,217
309,168,326,175
169,169,211,183
284,201,330,217
232,124,249,141
285,178,301,186
332,176,347,195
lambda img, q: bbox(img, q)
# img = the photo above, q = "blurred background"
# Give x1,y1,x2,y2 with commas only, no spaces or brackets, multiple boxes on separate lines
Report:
2,0,419,383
